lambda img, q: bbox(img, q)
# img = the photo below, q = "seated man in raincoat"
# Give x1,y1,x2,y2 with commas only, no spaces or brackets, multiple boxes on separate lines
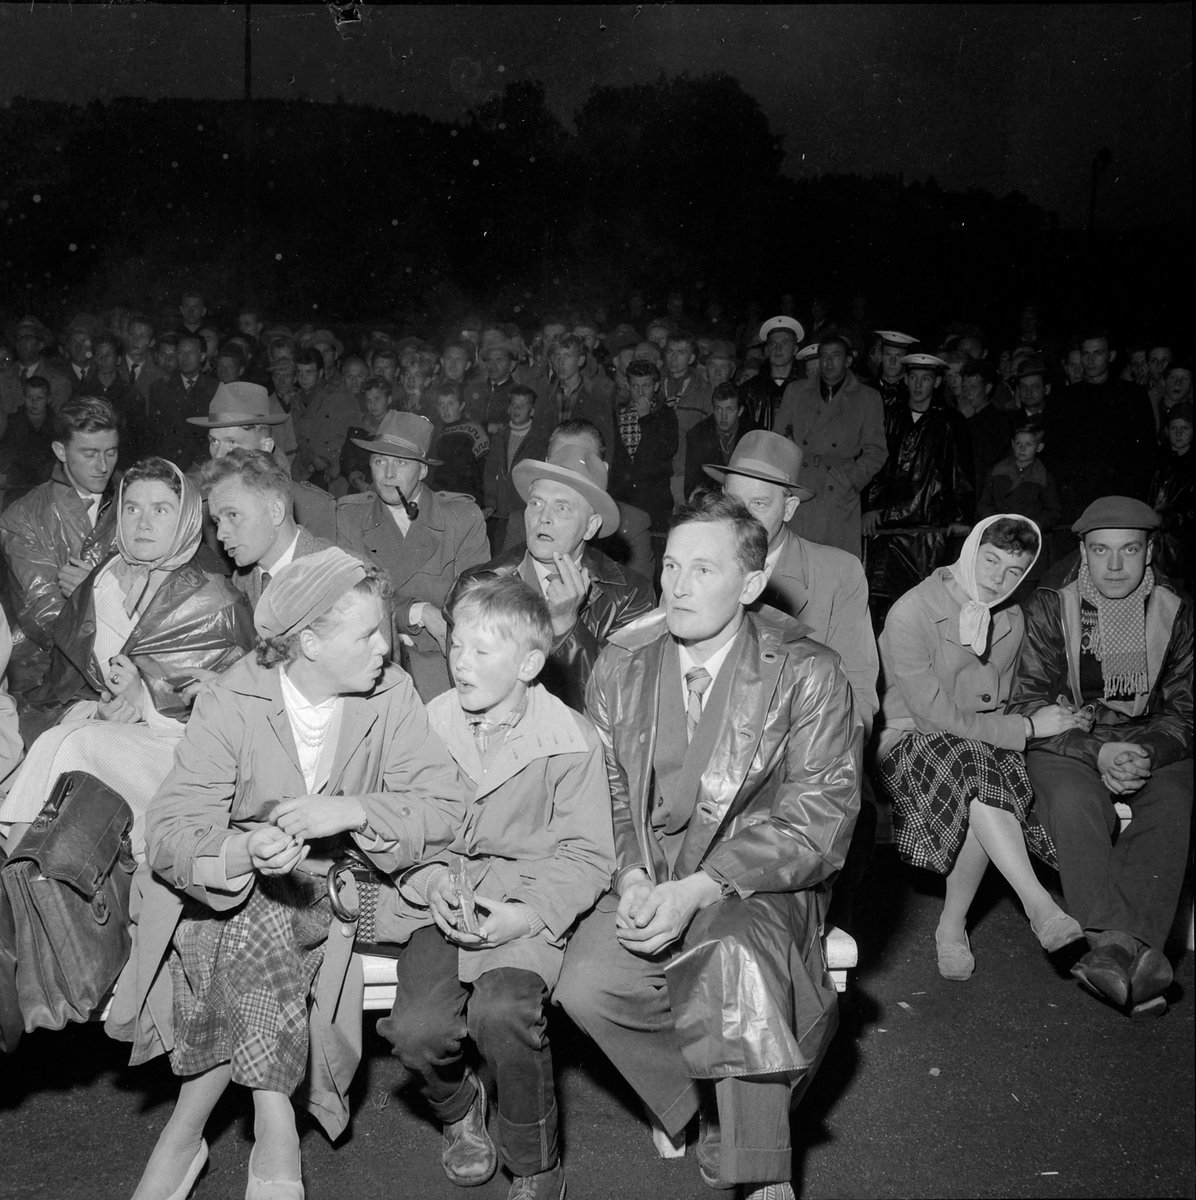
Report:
556,490,861,1200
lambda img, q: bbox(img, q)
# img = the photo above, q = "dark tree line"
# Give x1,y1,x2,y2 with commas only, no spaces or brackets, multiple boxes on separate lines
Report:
0,75,1186,337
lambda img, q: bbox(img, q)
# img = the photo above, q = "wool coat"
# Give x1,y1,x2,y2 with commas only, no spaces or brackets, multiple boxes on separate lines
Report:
104,658,464,1139
774,370,888,558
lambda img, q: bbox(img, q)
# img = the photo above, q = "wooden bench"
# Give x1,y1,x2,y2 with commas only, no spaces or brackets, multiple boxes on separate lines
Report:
360,924,859,1010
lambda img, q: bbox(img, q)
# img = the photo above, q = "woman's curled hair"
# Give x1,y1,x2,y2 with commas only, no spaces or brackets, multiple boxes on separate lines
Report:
979,517,1039,558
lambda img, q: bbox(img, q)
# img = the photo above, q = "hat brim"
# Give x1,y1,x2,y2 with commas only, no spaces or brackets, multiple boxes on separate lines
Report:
187,412,290,428
512,460,621,537
349,436,441,465
702,462,816,502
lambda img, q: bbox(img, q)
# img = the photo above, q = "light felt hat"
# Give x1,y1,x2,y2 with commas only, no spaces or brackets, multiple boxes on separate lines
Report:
703,429,816,501
513,444,620,536
350,410,442,464
187,382,288,428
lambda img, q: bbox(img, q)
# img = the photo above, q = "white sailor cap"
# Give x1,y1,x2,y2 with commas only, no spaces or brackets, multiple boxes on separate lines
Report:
900,353,949,370
875,330,919,347
795,343,820,361
758,316,805,343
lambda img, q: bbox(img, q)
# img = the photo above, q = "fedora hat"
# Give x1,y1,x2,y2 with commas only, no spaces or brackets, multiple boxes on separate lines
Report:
703,430,815,501
187,382,289,429
309,328,345,357
512,444,620,536
350,411,441,464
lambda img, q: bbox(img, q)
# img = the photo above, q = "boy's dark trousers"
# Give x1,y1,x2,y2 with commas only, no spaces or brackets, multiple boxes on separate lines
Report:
376,924,558,1176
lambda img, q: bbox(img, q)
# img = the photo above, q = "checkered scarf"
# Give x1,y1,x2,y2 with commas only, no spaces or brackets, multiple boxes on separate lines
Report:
1077,559,1154,697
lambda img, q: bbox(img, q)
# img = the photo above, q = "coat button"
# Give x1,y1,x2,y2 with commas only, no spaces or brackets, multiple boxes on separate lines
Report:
981,693,991,702
656,796,664,807
639,733,647,744
400,806,411,817
341,923,354,937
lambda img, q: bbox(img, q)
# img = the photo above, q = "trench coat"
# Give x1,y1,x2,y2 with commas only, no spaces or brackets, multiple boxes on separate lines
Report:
774,370,888,558
336,487,491,701
104,657,464,1139
755,531,879,737
379,683,614,987
586,608,861,1077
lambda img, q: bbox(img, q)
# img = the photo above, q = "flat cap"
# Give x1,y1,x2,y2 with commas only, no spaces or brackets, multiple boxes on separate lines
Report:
1071,496,1161,536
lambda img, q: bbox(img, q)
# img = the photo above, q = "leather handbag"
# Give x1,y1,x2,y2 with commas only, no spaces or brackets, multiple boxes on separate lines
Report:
0,771,136,1039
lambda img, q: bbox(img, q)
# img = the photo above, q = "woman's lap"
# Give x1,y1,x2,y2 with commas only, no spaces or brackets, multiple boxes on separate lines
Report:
880,730,1055,873
168,875,330,1093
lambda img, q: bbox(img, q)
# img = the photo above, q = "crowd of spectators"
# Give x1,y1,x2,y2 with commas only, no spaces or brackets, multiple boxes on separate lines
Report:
0,285,1189,1200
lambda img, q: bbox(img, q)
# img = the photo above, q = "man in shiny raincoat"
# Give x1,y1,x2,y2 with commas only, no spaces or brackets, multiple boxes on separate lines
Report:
556,491,861,1200
862,353,975,627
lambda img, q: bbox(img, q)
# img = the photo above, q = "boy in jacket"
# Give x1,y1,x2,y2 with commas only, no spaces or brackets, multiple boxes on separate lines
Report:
377,575,614,1200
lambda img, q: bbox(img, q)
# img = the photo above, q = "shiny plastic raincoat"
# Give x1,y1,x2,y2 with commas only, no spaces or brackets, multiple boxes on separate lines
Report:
588,607,861,1077
863,398,975,609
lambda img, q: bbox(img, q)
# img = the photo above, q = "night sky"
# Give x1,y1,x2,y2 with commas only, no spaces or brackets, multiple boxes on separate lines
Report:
1,3,1191,230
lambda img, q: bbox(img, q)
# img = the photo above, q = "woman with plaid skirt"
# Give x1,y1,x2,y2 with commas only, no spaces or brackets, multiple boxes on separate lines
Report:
113,549,463,1200
876,515,1091,981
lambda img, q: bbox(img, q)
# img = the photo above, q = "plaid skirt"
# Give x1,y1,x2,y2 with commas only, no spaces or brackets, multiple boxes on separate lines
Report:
167,873,331,1092
879,731,1056,874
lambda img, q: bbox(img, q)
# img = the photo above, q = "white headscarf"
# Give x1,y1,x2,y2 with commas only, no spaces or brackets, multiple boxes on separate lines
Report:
948,513,1042,655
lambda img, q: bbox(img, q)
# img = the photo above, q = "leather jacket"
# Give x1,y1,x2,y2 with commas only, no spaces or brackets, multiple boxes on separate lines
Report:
447,542,655,713
30,553,255,722
0,465,119,647
1007,557,1192,771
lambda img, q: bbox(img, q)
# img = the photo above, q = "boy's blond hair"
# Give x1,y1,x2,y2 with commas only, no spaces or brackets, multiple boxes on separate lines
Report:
450,575,553,657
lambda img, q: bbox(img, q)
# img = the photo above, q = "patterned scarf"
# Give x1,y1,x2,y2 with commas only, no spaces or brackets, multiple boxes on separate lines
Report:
618,402,643,457
1077,559,1154,697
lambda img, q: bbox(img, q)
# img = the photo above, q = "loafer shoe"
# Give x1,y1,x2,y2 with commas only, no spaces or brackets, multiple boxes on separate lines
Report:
1072,942,1133,1008
508,1161,566,1199
441,1075,497,1187
1031,912,1086,954
246,1144,304,1200
1129,946,1173,1007
935,931,975,982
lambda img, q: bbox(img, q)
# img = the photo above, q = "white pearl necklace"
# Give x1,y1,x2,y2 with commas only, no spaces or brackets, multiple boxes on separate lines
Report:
288,703,334,748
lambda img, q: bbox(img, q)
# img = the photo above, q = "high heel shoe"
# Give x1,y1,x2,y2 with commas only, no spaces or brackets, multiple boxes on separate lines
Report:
935,930,975,981
246,1144,304,1200
1031,912,1085,953
164,1140,208,1200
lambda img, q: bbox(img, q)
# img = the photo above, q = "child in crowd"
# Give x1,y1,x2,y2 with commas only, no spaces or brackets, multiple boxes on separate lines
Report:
377,576,613,1200
342,375,393,493
483,384,539,551
430,380,490,505
976,419,1062,595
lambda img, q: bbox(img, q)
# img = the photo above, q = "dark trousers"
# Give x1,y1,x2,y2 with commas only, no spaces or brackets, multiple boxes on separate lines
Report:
376,925,557,1176
555,900,794,1185
1027,752,1193,950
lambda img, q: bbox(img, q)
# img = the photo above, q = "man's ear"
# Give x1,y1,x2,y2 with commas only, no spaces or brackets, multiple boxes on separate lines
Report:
783,494,800,524
260,437,276,455
1109,349,1118,363
52,440,67,465
584,512,603,542
740,569,768,607
1044,383,1051,395
1146,537,1155,566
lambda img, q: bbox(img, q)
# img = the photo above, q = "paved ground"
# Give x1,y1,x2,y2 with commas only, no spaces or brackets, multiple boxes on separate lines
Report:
1,849,1192,1199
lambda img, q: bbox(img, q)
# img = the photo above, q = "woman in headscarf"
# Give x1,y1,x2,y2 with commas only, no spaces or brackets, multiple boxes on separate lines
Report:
111,548,462,1200
0,457,254,855
876,514,1091,980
